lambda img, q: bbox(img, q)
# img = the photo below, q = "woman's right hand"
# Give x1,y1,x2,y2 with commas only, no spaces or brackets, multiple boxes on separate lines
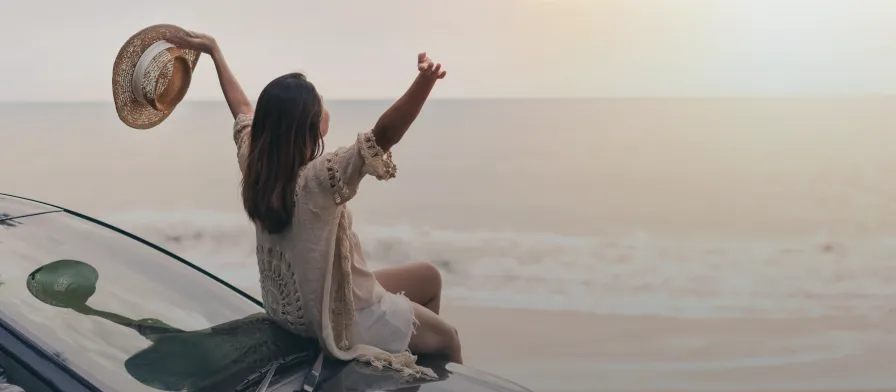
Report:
417,52,447,80
168,30,219,55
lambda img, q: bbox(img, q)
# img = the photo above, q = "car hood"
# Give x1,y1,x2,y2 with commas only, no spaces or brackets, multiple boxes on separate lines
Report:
268,356,533,392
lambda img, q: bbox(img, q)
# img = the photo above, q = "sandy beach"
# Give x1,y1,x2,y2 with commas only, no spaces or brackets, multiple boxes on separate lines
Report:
444,306,896,392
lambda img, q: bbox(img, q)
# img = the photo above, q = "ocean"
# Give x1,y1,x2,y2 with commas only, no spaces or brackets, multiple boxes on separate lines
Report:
5,98,896,320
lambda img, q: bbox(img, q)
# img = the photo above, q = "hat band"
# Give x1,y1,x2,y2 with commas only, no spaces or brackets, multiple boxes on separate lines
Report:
131,40,175,106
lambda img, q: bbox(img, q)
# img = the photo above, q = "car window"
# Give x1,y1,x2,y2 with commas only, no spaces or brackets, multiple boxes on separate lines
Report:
0,212,315,392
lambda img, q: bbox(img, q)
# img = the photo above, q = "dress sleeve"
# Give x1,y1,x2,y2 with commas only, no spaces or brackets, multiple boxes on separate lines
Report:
233,114,253,173
308,131,397,205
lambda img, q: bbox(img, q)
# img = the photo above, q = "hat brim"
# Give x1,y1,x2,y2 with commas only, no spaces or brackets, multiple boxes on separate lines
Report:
112,24,200,130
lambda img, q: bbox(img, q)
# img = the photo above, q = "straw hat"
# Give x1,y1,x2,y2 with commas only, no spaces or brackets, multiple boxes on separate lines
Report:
112,24,200,129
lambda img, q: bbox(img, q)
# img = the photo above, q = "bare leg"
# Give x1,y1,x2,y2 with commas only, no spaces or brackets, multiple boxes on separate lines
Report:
408,301,463,364
374,263,461,363
374,262,442,315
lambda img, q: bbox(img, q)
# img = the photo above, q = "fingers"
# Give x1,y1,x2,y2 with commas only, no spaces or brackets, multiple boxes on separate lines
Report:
171,37,198,48
418,60,435,73
417,51,446,79
168,36,185,47
168,31,194,45
167,30,217,54
424,63,441,76
417,62,446,80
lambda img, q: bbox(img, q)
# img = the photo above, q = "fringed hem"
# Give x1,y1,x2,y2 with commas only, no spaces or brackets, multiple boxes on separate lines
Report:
359,351,439,382
358,132,397,180
411,317,421,335
233,113,253,145
233,114,253,173
396,291,421,335
325,151,354,205
331,210,357,351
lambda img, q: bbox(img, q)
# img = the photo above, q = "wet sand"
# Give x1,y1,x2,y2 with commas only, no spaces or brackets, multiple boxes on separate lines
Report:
443,305,896,392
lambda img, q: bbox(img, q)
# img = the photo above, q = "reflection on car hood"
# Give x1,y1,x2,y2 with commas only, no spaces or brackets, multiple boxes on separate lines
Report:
125,313,533,392
123,313,319,392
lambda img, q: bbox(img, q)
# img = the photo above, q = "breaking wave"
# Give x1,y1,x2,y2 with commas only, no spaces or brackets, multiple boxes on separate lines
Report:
106,210,896,318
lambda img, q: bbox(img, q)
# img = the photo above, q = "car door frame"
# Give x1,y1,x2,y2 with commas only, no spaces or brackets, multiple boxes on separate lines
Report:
0,318,98,392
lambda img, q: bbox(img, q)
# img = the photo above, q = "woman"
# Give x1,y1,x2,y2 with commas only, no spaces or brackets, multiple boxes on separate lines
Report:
168,31,460,377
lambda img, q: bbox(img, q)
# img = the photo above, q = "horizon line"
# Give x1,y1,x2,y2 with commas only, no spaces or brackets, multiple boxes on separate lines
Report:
0,96,578,104
4,94,896,104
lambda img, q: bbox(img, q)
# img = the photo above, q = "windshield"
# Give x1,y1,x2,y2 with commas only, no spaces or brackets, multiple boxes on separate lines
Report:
0,211,315,392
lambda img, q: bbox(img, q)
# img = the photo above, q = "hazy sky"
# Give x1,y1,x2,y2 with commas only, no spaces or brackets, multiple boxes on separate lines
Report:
3,0,896,101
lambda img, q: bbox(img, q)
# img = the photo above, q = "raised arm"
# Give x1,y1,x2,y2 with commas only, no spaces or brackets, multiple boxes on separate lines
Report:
371,52,447,151
303,53,447,207
168,31,254,118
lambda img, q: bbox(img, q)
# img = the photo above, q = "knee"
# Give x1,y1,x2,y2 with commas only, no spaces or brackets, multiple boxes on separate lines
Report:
447,325,462,359
446,325,460,348
415,262,442,290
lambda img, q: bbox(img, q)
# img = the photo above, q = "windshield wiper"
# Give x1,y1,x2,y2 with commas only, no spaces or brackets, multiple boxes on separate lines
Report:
254,361,279,392
234,354,307,392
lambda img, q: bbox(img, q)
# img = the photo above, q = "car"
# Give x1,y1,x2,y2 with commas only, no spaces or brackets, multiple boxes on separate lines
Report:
0,193,533,392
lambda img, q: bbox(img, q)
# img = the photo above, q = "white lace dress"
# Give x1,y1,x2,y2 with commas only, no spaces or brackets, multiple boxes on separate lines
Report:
232,115,435,380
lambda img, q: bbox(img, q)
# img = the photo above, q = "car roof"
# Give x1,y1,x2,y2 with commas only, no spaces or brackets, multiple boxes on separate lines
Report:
0,193,62,221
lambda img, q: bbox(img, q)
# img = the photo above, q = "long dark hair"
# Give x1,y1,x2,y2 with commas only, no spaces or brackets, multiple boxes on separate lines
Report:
241,73,324,234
